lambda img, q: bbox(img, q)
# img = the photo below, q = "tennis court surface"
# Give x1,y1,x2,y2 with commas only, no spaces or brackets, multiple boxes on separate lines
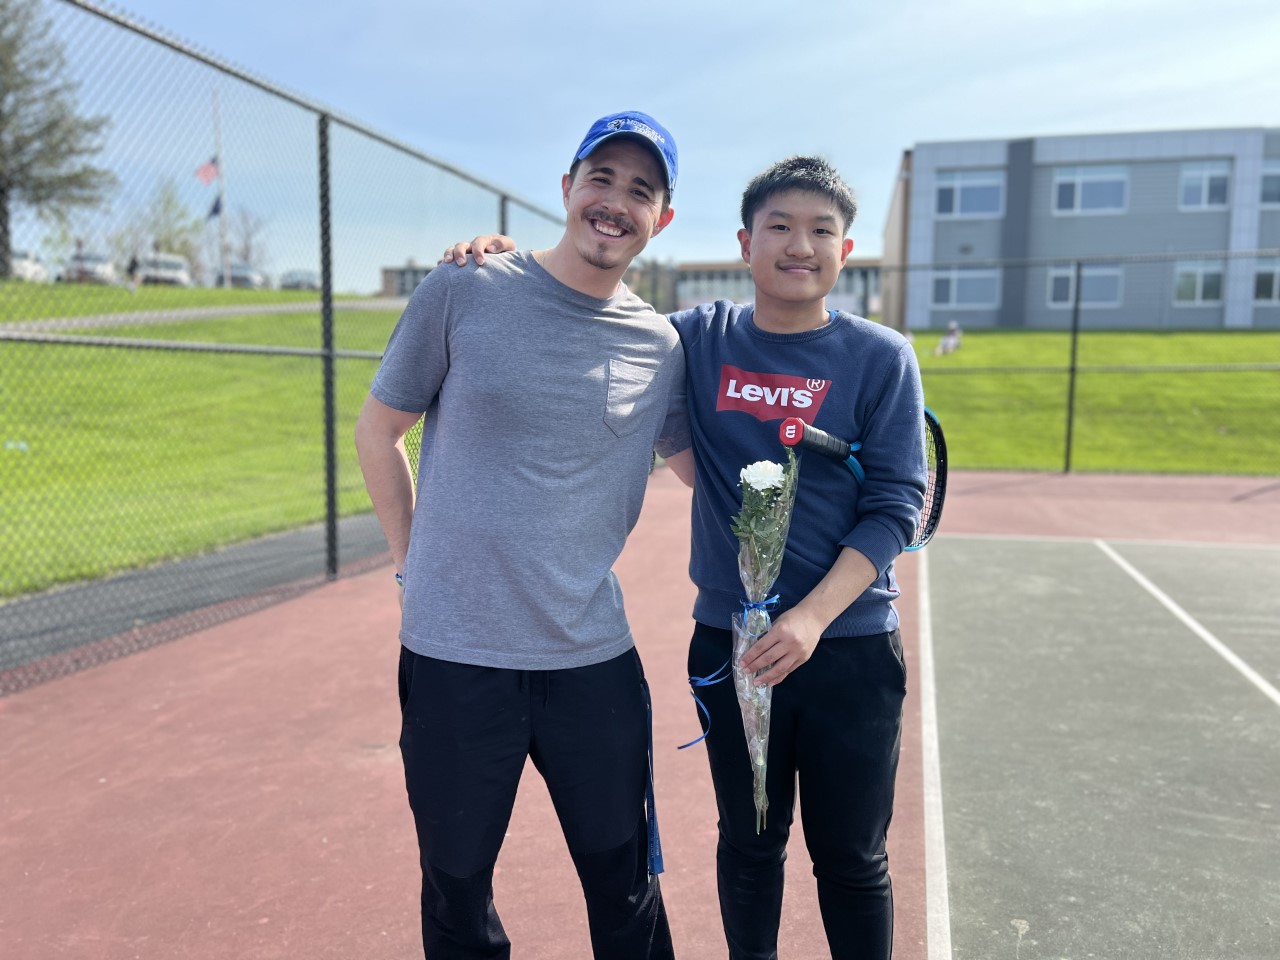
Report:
2,469,1277,959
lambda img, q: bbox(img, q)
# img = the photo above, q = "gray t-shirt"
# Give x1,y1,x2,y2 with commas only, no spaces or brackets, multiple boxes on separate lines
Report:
371,250,689,669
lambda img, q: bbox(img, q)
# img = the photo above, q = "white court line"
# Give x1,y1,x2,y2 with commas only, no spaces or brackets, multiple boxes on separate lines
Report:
942,531,1280,551
918,548,954,959
1095,539,1280,709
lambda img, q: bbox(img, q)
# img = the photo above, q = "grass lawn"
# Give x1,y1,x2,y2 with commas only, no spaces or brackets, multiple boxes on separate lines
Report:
1,310,400,597
915,329,1280,472
2,324,1277,598
57,308,401,353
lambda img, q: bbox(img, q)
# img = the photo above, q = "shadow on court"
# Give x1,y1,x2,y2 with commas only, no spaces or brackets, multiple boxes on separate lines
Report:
1,469,1275,958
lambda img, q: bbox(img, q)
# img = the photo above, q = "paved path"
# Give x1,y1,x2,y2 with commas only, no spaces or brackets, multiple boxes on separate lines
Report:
0,513,388,680
0,298,407,333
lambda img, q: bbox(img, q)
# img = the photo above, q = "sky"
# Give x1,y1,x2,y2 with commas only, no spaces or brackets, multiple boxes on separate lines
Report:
31,0,1280,282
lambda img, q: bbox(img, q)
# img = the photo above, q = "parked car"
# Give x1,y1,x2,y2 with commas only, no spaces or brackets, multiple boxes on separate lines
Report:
10,249,49,283
214,262,268,289
58,252,118,284
138,253,193,287
278,269,320,291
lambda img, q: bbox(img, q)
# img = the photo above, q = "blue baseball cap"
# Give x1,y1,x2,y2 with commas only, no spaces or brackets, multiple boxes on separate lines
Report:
573,111,678,193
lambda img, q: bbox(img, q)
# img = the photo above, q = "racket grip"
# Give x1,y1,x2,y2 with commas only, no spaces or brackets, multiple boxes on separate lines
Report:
779,417,851,461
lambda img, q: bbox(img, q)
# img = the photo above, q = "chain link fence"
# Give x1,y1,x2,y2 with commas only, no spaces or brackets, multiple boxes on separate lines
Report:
1,0,563,693
4,2,1278,695
884,250,1280,473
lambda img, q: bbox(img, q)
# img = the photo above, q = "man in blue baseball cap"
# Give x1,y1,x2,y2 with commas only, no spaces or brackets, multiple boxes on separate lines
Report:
572,110,678,194
356,111,686,959
552,110,678,280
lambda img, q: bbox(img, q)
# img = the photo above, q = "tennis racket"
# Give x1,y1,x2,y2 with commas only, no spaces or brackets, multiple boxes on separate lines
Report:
778,409,948,551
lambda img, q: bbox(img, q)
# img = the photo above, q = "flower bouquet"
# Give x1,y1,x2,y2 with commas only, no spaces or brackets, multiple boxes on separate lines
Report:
729,447,800,832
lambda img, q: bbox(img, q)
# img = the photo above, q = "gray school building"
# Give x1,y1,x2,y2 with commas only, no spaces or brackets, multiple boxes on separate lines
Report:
675,258,881,315
880,127,1280,331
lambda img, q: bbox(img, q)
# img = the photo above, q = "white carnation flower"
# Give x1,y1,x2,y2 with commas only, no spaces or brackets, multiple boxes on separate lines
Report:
740,460,785,491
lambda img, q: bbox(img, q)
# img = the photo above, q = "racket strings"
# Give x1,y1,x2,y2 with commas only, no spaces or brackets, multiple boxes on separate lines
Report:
910,421,946,549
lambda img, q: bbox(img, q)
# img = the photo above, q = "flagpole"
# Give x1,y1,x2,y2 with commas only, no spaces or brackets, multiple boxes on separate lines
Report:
213,87,229,287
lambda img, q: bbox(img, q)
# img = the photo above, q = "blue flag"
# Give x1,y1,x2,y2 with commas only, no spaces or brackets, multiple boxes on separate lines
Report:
207,195,222,220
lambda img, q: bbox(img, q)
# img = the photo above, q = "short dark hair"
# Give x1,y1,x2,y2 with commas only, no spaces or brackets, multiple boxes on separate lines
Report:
740,156,857,235
568,148,672,214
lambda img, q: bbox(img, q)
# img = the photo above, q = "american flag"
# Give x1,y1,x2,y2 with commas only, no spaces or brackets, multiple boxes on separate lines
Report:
195,156,219,185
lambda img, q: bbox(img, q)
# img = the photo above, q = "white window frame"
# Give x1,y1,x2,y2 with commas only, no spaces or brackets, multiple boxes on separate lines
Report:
1255,258,1280,304
1046,265,1124,309
1172,260,1225,306
935,169,1005,220
1261,160,1280,208
1052,165,1128,216
1178,161,1231,211
931,266,1002,310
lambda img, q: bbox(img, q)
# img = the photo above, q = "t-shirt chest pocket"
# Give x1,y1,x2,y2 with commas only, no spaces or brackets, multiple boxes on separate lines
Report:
604,359,658,438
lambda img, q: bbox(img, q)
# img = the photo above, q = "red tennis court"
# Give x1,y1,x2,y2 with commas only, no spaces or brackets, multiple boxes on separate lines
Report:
2,468,1275,958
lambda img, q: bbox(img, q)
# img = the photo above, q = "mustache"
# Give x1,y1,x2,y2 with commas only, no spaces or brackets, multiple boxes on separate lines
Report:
584,208,637,234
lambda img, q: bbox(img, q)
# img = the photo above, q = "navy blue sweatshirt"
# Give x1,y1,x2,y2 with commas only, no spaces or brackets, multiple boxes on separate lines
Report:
668,302,926,638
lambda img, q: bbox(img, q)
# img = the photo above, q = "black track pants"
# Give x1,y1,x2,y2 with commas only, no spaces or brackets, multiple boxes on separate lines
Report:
398,645,674,960
688,621,907,960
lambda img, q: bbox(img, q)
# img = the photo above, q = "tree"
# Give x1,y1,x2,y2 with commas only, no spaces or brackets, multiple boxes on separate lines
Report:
231,206,268,270
0,0,115,278
142,179,204,278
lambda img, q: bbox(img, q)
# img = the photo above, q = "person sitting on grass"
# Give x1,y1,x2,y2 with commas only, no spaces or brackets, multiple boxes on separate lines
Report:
934,320,962,355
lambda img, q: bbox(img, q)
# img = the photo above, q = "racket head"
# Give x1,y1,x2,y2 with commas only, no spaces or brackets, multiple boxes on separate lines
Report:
906,407,947,550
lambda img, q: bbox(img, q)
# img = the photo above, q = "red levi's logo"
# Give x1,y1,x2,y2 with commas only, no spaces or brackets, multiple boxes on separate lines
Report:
716,365,831,422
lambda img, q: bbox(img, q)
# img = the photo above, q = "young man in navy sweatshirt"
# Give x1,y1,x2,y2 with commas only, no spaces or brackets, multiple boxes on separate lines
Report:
446,156,926,960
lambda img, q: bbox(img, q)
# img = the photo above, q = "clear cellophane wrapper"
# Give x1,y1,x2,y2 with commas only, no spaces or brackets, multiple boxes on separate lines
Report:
730,458,798,833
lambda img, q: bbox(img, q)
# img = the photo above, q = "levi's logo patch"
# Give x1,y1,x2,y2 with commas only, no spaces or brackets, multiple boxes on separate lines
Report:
716,364,831,422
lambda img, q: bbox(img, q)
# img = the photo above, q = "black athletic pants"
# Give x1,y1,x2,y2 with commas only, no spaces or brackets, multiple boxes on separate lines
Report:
688,622,907,960
398,645,674,960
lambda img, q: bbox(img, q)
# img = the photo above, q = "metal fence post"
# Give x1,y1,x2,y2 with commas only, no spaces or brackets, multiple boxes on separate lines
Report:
1063,259,1083,473
319,114,338,579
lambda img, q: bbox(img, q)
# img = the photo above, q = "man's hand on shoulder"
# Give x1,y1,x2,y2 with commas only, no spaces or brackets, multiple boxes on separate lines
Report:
438,235,518,267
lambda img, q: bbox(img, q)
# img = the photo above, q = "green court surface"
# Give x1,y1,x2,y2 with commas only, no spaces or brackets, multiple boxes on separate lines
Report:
925,536,1280,960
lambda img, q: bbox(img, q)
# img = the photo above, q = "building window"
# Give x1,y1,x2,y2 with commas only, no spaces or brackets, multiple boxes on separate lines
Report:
1047,265,1123,308
1179,161,1230,210
1053,166,1128,214
1173,261,1224,305
932,267,1001,308
1262,161,1280,207
935,170,1004,218
1256,259,1280,303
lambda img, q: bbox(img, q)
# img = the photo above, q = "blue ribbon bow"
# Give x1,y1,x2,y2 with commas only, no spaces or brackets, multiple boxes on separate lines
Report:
741,594,780,615
677,658,731,750
677,596,781,751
